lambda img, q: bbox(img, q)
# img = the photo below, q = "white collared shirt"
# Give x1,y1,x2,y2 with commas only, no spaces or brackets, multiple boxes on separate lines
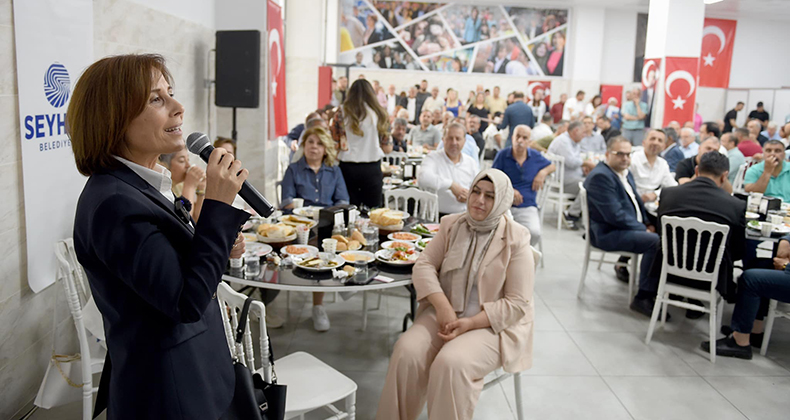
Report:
407,97,417,122
114,156,175,204
612,166,642,223
418,149,479,214
629,151,678,197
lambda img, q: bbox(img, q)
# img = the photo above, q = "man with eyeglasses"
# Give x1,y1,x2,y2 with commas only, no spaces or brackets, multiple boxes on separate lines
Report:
584,136,662,318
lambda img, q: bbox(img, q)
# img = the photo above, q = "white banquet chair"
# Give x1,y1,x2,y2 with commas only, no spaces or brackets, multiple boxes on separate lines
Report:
760,299,790,356
384,188,439,223
542,153,575,230
48,239,106,420
480,246,540,420
576,185,639,303
217,282,358,419
644,216,730,363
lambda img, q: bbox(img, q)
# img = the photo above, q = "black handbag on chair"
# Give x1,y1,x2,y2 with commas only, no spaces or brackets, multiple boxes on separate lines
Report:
221,297,287,420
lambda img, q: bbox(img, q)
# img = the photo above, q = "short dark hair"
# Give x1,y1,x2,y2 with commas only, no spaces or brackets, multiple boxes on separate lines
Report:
722,132,739,146
576,90,585,96
568,121,584,133
606,136,631,151
702,121,721,138
513,91,525,99
737,101,744,106
757,101,764,107
598,115,610,123
542,113,553,122
765,139,785,149
493,111,503,118
698,151,730,177
663,127,678,143
734,127,750,138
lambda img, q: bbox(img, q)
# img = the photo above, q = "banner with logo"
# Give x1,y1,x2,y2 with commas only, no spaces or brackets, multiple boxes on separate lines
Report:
13,0,93,293
268,0,288,137
699,18,737,88
663,57,699,127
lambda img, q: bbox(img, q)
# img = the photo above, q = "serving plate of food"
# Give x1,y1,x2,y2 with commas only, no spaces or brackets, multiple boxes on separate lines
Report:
380,241,416,250
415,237,433,251
338,250,376,264
410,223,440,237
280,244,319,258
375,248,420,265
292,206,323,219
256,223,297,243
387,232,421,242
279,214,318,229
246,242,273,257
294,253,345,272
331,231,366,251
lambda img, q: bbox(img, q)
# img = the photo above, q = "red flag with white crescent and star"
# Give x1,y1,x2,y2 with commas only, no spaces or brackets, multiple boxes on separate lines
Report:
268,0,288,137
663,57,699,127
699,18,737,88
526,81,551,107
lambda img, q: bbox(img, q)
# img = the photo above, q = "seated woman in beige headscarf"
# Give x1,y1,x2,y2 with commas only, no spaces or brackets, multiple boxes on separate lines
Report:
376,168,535,420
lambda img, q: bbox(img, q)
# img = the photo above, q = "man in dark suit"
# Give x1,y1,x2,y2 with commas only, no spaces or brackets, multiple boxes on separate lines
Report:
645,152,746,317
584,136,661,317
497,91,534,148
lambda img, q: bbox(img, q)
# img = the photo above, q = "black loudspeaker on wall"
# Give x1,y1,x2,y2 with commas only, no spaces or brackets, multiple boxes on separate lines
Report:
215,30,261,108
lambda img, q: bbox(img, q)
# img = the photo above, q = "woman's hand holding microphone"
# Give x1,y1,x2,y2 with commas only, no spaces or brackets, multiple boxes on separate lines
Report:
204,148,249,258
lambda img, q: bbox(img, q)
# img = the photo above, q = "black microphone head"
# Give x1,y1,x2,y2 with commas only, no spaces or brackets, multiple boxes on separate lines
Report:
186,132,211,156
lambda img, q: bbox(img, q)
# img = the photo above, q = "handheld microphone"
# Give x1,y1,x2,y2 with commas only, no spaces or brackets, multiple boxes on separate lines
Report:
185,132,275,217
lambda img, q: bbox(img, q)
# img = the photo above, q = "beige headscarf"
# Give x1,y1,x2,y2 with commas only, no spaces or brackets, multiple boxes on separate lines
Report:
440,169,514,312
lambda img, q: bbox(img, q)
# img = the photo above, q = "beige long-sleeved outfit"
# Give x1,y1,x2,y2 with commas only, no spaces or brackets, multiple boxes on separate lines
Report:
376,210,535,420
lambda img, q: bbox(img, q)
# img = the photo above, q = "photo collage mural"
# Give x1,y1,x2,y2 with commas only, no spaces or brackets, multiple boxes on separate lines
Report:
338,1,569,77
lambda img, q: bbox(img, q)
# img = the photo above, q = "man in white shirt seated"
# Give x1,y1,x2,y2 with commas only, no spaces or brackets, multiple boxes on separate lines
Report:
562,90,586,121
419,122,481,216
531,113,554,143
580,115,606,153
678,127,699,158
437,117,480,161
629,129,678,204
547,121,596,229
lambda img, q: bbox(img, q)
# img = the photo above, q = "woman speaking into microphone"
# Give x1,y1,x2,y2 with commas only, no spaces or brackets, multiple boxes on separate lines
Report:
68,54,249,419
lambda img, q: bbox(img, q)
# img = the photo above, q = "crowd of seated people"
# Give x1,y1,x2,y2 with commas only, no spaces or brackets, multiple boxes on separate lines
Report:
276,74,790,363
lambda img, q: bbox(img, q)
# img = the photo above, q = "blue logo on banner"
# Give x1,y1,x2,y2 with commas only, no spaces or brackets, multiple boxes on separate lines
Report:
43,63,70,108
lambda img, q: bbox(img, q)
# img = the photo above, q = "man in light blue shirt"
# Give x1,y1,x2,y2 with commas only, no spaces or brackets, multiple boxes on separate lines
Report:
621,88,648,146
744,140,790,201
761,122,782,141
547,121,596,227
722,133,745,184
678,127,700,158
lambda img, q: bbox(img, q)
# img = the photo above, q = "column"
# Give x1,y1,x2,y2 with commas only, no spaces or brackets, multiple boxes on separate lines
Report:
644,0,705,127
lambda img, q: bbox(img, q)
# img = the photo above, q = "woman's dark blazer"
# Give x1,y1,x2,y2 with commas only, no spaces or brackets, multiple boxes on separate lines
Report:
73,164,250,420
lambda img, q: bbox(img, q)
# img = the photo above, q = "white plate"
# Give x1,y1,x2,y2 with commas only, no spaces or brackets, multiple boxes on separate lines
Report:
775,225,790,234
339,250,376,264
294,253,345,272
371,209,410,219
242,220,255,231
280,244,319,258
372,221,405,232
257,232,297,243
293,206,323,219
410,223,440,237
745,211,760,220
380,240,416,250
245,242,273,257
384,177,404,185
387,232,421,242
242,233,258,243
375,249,420,265
415,237,433,251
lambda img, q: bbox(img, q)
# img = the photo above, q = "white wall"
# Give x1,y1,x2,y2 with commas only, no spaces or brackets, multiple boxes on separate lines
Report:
728,17,790,89
129,0,216,28
600,9,637,85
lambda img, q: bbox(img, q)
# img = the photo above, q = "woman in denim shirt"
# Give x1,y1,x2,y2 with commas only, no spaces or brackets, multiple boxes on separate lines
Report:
280,126,349,331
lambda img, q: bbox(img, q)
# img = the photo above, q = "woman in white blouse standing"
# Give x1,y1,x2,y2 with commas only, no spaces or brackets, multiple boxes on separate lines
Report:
330,79,390,208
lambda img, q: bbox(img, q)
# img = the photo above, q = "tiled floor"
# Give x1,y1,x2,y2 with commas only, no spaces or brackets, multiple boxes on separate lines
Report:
29,215,790,420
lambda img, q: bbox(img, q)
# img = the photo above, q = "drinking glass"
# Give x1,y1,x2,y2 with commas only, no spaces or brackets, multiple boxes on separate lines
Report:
244,252,261,278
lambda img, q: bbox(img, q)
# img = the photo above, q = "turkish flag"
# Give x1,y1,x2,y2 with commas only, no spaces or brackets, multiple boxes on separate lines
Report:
699,18,736,88
526,81,551,107
600,85,623,106
663,57,699,127
641,58,661,92
268,0,288,137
